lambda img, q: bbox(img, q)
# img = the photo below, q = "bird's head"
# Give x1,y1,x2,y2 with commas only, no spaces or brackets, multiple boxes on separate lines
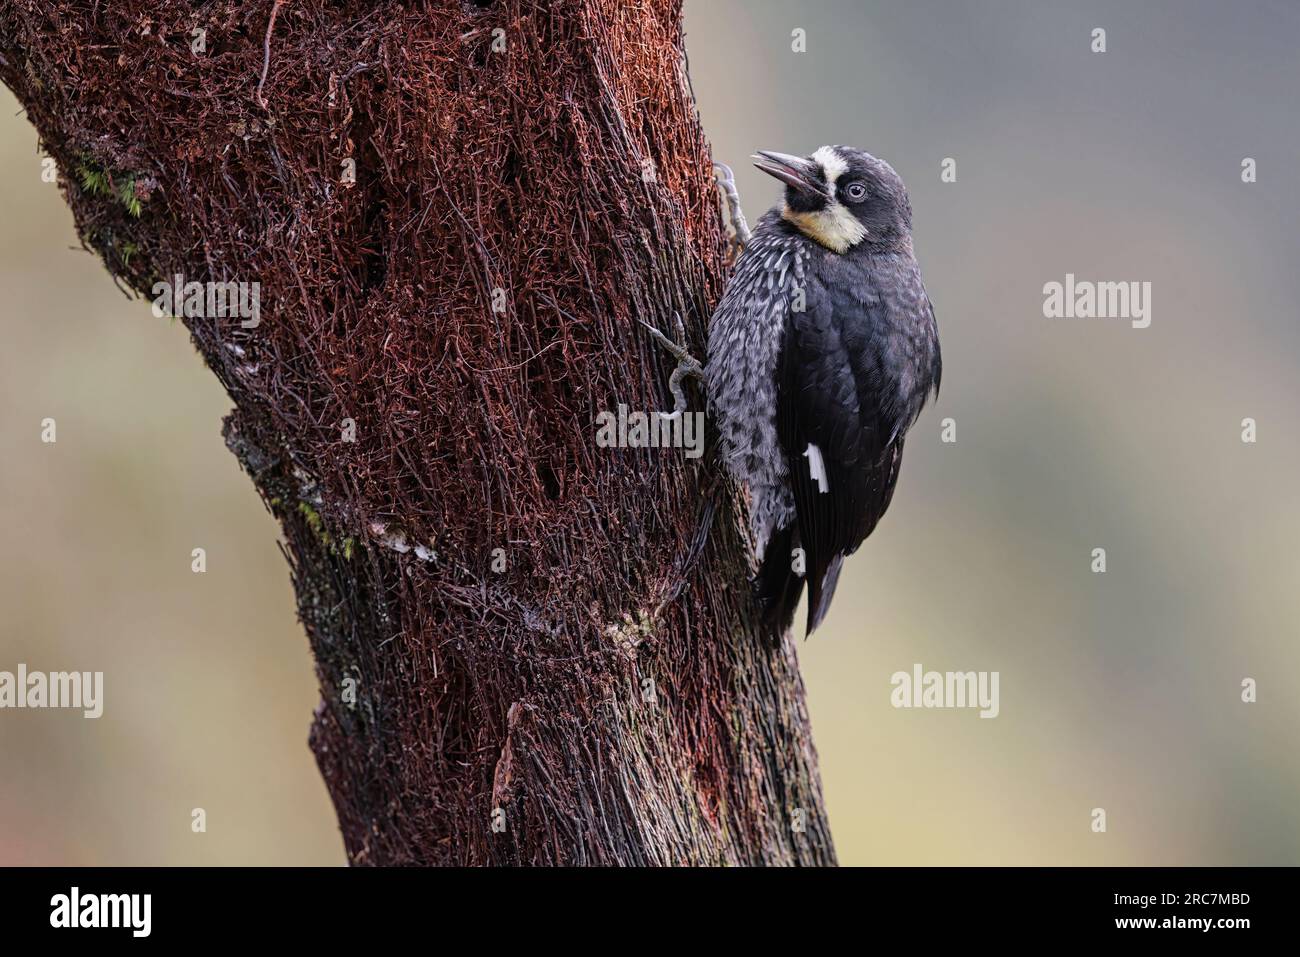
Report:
752,145,911,254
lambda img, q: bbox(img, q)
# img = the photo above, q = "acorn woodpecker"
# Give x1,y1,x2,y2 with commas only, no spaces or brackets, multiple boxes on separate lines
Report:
707,145,942,640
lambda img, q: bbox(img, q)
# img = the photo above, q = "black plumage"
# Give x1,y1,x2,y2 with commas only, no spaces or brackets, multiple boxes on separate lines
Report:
708,146,941,641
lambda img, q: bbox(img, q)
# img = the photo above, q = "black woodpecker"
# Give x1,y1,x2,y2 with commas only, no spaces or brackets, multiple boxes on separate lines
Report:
707,145,941,641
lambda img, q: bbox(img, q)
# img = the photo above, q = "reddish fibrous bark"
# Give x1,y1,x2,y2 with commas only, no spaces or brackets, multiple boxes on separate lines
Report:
1,0,836,865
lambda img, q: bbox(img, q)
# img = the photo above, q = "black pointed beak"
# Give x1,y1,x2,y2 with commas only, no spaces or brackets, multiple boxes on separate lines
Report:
752,150,827,198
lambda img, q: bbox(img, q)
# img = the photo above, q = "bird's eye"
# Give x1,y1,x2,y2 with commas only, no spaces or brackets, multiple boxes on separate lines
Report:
844,182,867,202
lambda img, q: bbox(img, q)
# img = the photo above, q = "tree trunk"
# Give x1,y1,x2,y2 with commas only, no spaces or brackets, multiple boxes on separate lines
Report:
1,0,835,865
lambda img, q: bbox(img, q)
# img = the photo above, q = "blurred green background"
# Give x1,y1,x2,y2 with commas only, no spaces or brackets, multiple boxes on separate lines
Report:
2,0,1298,865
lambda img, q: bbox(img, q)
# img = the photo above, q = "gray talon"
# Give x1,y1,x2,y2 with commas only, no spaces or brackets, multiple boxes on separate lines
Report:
641,316,704,420
713,162,751,260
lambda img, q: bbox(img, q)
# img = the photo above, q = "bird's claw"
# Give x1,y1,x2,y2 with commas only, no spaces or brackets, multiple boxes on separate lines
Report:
641,316,704,421
713,162,750,264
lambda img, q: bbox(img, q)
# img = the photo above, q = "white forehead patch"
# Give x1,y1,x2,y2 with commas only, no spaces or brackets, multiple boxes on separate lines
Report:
780,145,867,252
812,145,847,187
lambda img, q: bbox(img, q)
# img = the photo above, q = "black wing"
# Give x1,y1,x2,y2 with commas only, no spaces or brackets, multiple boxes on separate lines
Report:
776,281,907,633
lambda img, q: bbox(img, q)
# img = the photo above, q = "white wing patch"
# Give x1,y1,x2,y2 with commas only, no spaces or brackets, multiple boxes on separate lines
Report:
804,443,830,494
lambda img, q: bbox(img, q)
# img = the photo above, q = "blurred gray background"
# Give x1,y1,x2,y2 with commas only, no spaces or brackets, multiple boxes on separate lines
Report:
2,0,1297,864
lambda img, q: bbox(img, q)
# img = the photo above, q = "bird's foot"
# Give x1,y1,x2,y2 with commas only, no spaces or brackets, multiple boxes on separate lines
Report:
714,162,751,264
641,314,704,421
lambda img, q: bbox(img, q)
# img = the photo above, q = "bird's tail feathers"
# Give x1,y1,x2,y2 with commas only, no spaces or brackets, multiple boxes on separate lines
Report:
806,553,843,634
754,524,804,647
